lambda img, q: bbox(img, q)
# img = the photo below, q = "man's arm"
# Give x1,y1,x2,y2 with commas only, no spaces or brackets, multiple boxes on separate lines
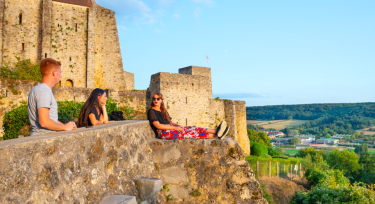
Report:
38,108,75,131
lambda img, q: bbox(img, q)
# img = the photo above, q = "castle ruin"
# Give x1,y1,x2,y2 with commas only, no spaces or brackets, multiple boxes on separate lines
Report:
0,1,264,203
147,66,250,156
0,0,134,90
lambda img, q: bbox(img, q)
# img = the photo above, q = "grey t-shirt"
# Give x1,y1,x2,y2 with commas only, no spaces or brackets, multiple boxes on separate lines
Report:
28,83,58,136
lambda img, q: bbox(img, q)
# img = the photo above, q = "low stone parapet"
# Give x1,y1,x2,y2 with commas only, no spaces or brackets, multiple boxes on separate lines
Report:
0,120,266,204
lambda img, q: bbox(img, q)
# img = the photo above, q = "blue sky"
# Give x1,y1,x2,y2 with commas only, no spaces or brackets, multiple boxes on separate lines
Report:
96,0,375,106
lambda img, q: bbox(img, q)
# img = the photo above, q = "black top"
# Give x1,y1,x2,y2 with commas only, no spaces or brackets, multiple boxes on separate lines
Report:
147,109,171,138
88,106,102,126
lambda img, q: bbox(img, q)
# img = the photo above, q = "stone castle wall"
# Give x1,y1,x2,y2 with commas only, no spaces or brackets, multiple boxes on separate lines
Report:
0,121,266,204
49,1,89,88
235,101,250,156
147,72,212,127
208,99,226,129
1,0,43,65
0,0,134,90
147,67,250,156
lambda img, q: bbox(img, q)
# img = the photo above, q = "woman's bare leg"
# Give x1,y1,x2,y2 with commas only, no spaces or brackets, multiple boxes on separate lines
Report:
207,133,218,138
206,129,217,134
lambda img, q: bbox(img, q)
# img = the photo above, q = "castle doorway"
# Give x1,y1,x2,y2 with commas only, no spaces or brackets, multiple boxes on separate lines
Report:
65,80,73,87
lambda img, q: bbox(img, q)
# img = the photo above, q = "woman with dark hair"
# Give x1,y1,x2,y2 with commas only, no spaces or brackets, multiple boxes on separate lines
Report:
147,92,230,140
78,88,108,127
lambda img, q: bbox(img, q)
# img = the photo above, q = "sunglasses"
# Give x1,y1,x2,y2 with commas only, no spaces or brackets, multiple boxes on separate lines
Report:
153,97,161,101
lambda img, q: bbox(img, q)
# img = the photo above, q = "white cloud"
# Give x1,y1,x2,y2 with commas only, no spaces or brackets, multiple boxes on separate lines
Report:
173,14,180,19
156,0,174,6
118,25,128,30
143,18,157,24
190,0,216,7
193,7,201,18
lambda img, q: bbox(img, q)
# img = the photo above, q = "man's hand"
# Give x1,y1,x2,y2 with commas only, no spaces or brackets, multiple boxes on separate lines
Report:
64,122,76,131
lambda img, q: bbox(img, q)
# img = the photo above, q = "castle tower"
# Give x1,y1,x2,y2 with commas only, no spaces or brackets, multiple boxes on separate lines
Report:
0,0,134,90
147,66,250,156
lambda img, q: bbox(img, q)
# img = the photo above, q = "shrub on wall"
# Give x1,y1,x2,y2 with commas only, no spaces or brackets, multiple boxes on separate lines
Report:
3,105,29,140
0,59,42,82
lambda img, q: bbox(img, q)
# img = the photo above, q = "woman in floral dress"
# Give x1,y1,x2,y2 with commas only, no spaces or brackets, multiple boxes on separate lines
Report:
147,92,229,140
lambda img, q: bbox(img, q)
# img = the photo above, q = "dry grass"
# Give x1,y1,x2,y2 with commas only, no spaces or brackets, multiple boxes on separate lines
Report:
356,127,375,136
259,177,307,204
247,120,310,130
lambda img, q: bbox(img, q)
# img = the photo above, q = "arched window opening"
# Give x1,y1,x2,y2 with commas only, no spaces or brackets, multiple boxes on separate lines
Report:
58,24,60,27
65,79,73,87
69,57,71,61
75,23,77,32
45,53,47,58
22,43,24,51
19,13,22,25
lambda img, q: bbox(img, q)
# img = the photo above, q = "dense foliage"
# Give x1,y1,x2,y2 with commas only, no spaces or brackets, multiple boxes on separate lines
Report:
247,103,375,136
247,129,271,147
3,99,133,140
250,142,268,157
290,183,375,204
0,59,42,81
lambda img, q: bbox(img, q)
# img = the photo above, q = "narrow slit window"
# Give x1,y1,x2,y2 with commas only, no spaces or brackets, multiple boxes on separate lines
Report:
75,23,77,32
45,53,47,58
69,57,71,61
19,13,22,25
22,43,24,51
58,24,60,27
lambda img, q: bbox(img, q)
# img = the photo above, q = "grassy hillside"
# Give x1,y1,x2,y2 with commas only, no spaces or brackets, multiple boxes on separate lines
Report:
247,119,309,130
246,103,375,136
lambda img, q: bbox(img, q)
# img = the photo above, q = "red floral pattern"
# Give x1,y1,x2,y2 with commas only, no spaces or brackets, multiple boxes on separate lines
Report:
157,125,209,140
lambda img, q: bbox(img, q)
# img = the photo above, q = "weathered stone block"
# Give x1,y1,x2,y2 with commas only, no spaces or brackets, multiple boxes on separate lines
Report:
168,186,190,200
152,145,181,164
160,166,189,184
101,195,137,204
133,177,162,202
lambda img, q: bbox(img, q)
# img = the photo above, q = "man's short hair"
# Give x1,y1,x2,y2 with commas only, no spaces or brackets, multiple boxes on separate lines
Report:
40,58,61,76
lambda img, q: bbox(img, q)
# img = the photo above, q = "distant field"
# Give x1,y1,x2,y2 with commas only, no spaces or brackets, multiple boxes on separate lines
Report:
356,127,375,135
247,119,310,130
282,149,299,155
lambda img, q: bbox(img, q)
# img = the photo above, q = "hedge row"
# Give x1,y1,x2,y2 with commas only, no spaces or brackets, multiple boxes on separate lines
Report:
2,99,131,140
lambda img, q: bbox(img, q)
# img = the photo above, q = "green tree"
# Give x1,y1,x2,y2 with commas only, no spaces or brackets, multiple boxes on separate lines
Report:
324,133,331,138
287,129,299,137
296,147,315,158
247,129,271,147
250,142,268,157
288,137,301,145
327,149,360,174
354,143,368,155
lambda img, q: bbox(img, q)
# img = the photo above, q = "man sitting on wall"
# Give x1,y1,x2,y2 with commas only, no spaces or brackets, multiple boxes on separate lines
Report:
28,58,76,136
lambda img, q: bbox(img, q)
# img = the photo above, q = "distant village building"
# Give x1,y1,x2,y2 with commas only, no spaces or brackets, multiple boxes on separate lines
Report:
332,134,351,139
273,138,290,145
294,135,315,143
316,138,339,145
265,131,285,138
